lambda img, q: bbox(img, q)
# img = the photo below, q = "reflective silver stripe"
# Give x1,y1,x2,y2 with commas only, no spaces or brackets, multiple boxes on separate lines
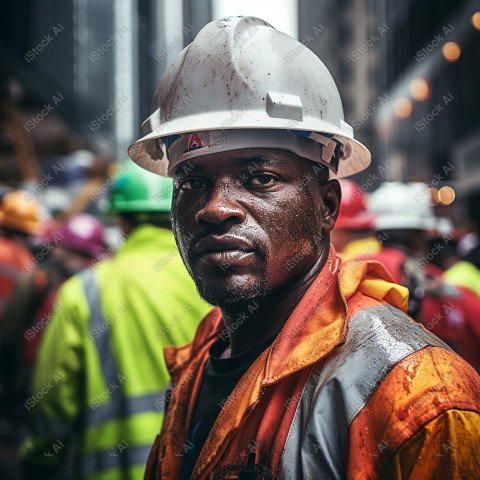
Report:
277,304,451,480
80,268,121,390
80,269,166,421
86,391,165,426
79,269,165,476
82,443,152,475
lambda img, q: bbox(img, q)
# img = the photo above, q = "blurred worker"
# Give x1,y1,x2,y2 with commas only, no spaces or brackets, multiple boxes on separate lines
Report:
21,163,210,479
2,213,107,369
9,214,108,366
129,18,480,479
444,241,480,297
330,179,380,260
0,190,40,322
367,181,480,369
0,214,107,478
0,190,41,477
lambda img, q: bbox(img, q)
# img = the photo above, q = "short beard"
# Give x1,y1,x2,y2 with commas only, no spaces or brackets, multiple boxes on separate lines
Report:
193,271,269,308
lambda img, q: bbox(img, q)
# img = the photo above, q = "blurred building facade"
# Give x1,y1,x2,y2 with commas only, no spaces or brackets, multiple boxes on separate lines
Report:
298,0,377,163
371,0,480,224
0,0,139,159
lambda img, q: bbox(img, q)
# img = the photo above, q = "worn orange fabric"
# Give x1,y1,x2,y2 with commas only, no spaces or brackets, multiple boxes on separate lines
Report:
145,247,477,479
348,346,480,479
382,409,480,480
146,248,411,479
148,250,346,478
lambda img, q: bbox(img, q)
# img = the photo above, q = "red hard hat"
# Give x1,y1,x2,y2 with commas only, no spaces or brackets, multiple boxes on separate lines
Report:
336,179,376,230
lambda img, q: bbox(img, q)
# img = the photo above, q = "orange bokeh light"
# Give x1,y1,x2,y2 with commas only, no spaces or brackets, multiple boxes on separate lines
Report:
472,12,480,30
442,42,461,62
409,78,430,101
393,98,412,119
438,186,456,205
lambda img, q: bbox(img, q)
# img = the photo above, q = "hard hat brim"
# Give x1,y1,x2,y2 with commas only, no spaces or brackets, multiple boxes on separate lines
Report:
128,121,371,179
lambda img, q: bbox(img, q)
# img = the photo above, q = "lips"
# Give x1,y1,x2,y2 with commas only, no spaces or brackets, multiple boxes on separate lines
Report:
194,234,255,256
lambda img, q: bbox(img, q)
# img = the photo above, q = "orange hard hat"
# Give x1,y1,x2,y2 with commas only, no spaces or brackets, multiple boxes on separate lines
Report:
336,179,376,230
0,190,44,235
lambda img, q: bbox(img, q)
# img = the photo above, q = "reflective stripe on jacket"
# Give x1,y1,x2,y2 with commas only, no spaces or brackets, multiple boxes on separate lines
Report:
22,225,211,479
145,247,480,479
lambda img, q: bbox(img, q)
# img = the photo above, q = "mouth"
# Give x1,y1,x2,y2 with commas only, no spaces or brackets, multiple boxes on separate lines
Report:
193,235,256,265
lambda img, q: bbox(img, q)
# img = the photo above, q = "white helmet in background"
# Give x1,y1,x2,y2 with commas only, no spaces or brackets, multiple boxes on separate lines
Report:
128,16,371,179
368,182,447,232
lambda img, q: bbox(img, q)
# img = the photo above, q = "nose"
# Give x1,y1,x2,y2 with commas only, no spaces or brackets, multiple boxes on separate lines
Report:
195,180,246,226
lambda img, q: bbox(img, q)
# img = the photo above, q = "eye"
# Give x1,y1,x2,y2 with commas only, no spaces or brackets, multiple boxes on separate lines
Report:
249,174,277,187
179,178,207,190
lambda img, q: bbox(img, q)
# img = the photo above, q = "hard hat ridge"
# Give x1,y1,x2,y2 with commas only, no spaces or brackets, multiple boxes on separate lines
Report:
129,16,371,179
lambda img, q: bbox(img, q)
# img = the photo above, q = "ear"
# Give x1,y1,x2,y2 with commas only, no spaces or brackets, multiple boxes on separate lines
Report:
320,179,341,233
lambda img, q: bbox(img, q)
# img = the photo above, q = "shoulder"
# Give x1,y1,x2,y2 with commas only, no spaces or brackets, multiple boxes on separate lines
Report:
347,348,480,478
346,302,449,358
321,301,450,399
344,304,480,477
343,301,479,412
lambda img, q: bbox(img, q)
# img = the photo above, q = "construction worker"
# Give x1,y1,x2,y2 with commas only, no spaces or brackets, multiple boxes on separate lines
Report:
21,162,210,479
367,181,480,370
330,179,380,260
0,190,41,476
10,214,108,366
0,190,41,322
128,17,480,479
0,214,107,478
444,242,480,297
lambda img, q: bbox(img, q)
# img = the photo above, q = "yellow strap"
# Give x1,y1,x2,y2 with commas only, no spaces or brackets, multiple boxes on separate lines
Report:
359,277,409,313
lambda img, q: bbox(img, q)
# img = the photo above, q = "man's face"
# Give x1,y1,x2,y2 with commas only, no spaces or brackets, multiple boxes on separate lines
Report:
171,148,340,307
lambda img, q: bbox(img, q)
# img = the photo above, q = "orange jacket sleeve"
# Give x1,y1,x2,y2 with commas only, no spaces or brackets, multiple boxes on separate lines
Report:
382,409,480,479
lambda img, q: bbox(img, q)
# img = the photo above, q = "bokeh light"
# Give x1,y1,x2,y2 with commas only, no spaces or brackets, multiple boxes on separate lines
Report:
442,41,461,62
438,186,456,205
409,78,430,101
472,12,480,30
393,98,413,119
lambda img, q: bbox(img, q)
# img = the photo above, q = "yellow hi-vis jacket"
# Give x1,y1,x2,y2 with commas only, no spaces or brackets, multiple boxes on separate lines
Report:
22,225,210,479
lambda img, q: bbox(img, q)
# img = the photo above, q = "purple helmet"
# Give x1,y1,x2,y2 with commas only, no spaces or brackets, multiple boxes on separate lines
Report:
53,214,107,259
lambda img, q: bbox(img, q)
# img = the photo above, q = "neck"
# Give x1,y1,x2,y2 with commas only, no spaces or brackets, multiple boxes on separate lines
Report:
220,245,331,356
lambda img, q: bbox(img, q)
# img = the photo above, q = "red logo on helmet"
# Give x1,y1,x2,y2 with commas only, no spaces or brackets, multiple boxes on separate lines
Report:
186,133,204,152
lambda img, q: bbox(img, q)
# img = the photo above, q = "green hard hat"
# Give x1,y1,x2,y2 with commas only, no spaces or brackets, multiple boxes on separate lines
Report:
107,161,173,213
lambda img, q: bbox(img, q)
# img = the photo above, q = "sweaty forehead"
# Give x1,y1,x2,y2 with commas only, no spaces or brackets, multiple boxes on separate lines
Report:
172,148,307,176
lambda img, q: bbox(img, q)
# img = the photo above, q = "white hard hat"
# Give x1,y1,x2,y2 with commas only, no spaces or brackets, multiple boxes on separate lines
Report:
368,182,439,231
128,16,371,178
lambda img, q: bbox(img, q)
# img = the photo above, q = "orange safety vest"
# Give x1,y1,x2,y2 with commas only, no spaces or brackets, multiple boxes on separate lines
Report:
146,247,480,479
